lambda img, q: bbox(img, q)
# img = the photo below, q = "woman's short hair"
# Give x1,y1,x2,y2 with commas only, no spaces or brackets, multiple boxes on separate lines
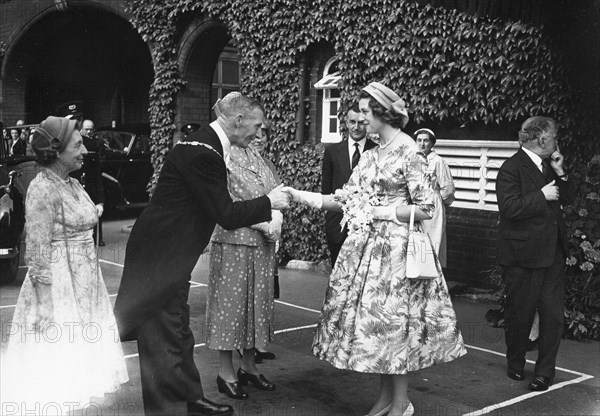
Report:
358,91,407,129
413,128,436,145
518,116,557,144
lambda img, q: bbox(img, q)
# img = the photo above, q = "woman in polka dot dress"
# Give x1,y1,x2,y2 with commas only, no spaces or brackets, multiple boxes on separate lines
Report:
206,125,283,400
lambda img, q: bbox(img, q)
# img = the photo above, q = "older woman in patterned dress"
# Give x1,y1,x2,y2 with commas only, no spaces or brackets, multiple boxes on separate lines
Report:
206,114,282,400
284,82,466,416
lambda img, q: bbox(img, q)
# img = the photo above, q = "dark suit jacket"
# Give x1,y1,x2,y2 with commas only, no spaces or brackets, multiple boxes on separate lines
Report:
70,135,105,204
496,148,575,269
114,125,271,340
321,138,377,243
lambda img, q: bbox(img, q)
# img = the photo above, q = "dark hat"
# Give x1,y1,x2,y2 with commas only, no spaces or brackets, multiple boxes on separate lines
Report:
31,116,78,164
55,101,84,120
180,123,201,135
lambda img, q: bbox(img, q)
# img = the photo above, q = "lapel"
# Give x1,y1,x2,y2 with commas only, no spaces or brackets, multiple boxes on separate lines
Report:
204,125,225,157
183,125,225,160
335,140,352,175
364,138,378,152
517,148,547,188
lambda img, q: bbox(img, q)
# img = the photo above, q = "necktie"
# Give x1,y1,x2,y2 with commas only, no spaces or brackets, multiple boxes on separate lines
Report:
351,143,360,169
542,160,551,181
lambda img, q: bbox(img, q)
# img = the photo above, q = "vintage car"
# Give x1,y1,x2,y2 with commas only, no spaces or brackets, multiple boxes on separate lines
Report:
93,123,154,211
0,123,37,283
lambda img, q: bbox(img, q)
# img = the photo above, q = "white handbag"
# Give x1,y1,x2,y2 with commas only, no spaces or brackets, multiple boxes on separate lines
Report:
406,205,438,279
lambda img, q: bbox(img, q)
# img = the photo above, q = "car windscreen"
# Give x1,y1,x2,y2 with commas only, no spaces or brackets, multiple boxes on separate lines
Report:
95,132,134,152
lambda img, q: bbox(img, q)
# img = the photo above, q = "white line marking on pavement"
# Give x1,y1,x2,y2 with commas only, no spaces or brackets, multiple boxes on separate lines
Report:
462,374,595,416
99,259,124,268
124,323,318,359
274,300,321,314
3,265,596,414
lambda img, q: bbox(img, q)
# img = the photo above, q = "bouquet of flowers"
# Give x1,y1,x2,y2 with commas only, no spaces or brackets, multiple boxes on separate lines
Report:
333,185,382,244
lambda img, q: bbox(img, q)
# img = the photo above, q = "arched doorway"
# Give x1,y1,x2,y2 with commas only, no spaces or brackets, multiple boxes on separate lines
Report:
177,18,240,134
2,5,153,127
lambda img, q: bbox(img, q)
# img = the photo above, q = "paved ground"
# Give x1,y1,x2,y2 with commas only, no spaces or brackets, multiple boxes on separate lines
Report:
1,213,598,416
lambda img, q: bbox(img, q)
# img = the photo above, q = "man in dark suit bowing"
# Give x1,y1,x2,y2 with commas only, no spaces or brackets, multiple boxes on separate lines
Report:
114,93,289,416
321,103,377,267
496,116,575,392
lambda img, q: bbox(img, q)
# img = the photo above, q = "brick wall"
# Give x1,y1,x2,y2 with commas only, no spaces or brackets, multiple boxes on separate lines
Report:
445,206,500,288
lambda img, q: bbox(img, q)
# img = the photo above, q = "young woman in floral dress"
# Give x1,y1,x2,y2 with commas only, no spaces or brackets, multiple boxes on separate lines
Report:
285,82,466,416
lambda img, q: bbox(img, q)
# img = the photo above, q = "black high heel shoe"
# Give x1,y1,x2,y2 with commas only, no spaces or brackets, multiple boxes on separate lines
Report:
237,368,275,391
216,375,249,400
237,348,264,363
255,350,276,361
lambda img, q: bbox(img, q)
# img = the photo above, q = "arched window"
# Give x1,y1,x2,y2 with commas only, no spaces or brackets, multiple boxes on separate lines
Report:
211,40,241,120
314,57,341,143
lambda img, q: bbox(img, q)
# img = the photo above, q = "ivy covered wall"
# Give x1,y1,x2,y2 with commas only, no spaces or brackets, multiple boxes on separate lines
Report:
124,0,598,264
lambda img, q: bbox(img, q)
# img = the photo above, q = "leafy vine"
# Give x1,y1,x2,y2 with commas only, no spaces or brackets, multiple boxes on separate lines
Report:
123,1,599,338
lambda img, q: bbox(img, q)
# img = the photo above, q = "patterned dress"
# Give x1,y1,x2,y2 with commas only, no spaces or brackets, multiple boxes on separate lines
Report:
206,146,280,350
312,137,466,374
1,168,128,413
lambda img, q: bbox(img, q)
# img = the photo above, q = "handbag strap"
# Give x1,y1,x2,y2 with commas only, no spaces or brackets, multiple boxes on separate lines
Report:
409,204,416,232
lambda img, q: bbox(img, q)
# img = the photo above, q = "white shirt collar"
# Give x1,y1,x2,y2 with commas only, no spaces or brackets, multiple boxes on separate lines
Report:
521,146,543,172
347,137,367,168
210,120,231,163
348,137,367,152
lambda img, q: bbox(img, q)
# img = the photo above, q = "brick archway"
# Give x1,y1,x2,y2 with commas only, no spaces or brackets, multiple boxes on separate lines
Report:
1,2,153,126
175,16,232,139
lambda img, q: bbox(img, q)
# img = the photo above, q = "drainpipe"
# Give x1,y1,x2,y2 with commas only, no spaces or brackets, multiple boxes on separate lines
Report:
295,56,307,143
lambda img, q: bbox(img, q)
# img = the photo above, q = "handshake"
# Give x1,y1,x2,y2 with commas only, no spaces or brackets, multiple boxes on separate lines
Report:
266,185,323,210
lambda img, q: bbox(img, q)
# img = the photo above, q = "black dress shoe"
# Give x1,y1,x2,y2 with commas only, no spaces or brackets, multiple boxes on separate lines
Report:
216,375,248,400
507,369,525,381
255,350,276,360
98,241,106,247
237,368,275,391
529,376,553,391
188,397,233,416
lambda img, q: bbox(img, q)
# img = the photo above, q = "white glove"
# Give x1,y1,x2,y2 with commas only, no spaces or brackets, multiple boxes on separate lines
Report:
266,210,283,242
251,210,283,242
283,187,323,209
372,205,401,224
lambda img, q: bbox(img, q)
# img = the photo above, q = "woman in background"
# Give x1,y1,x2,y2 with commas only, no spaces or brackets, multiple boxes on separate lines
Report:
414,128,455,267
249,121,281,362
206,95,281,400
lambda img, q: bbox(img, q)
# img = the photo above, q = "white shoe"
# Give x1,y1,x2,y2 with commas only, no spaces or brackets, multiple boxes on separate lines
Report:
369,403,391,416
403,401,414,416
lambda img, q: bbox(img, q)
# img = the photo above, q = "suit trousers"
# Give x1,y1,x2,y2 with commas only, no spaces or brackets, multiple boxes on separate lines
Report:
137,281,204,415
502,247,566,378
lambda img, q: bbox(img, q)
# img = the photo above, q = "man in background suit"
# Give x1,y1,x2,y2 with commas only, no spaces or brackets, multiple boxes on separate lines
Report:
70,119,106,245
114,93,289,416
321,103,377,267
496,116,575,392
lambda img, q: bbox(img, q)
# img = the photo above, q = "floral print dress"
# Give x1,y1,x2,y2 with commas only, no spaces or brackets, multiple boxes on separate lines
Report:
1,168,128,413
312,137,466,374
